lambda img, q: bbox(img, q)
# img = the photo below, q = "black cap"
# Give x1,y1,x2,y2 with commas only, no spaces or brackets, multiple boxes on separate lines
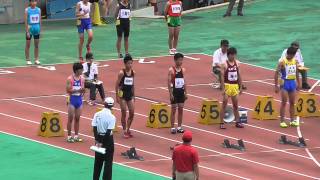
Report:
291,41,300,47
85,52,94,60
221,39,229,46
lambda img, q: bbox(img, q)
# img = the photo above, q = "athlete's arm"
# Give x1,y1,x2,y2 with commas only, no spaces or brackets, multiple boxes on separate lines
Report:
114,4,120,19
237,61,242,91
274,62,282,93
220,63,226,92
66,79,73,94
24,8,29,34
115,70,124,103
296,62,300,90
75,3,83,18
168,67,174,99
132,70,136,99
164,2,169,20
183,68,188,99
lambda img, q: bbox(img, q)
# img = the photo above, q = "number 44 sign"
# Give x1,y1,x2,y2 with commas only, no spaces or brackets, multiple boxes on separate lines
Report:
252,96,279,120
38,112,64,137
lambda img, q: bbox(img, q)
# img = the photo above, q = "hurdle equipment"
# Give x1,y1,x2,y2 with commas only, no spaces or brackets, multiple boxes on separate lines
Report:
252,96,278,120
279,135,306,147
295,92,320,117
146,103,171,128
222,139,246,151
38,112,64,137
198,99,221,124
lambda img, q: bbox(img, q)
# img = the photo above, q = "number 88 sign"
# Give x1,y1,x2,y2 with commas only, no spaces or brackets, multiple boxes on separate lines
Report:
147,103,171,128
38,112,64,137
295,93,320,117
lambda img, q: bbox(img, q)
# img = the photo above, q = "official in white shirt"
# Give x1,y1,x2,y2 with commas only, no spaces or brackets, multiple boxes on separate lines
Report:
212,40,229,89
279,41,310,89
92,97,116,180
83,52,106,105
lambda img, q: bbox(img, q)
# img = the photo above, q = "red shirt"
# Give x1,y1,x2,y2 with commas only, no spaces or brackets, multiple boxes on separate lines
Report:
224,61,239,84
172,144,199,172
167,0,182,17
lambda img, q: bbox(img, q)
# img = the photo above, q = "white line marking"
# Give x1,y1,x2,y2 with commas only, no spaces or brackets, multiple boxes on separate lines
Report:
0,69,15,75
184,56,200,61
9,99,320,178
97,64,110,68
309,80,320,92
138,59,155,64
0,130,172,179
36,65,56,71
0,113,250,180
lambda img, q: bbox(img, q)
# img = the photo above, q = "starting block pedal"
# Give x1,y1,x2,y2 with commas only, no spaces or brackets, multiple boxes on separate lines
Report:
222,139,246,151
279,135,306,148
121,147,144,161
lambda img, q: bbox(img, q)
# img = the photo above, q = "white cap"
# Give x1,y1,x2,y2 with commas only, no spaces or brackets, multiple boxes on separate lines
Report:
104,97,114,106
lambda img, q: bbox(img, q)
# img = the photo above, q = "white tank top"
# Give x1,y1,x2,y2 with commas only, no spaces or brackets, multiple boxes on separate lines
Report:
78,1,91,19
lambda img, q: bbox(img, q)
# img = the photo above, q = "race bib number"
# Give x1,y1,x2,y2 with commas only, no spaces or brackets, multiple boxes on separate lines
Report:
227,72,238,82
119,9,131,18
286,65,296,79
124,77,133,85
171,4,181,14
30,14,40,24
175,78,184,88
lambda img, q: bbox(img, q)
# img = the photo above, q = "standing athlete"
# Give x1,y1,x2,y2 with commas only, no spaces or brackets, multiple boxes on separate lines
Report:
115,55,135,138
275,47,300,128
76,0,93,63
220,47,244,129
25,0,41,65
115,0,131,58
165,0,182,55
66,62,85,143
168,53,187,134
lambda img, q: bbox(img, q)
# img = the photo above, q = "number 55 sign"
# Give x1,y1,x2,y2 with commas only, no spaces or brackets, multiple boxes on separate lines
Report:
147,103,171,128
38,112,64,137
198,99,221,125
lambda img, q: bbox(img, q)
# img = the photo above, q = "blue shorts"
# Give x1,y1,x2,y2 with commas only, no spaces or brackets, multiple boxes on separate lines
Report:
69,95,83,109
77,18,92,33
281,79,296,92
28,24,40,36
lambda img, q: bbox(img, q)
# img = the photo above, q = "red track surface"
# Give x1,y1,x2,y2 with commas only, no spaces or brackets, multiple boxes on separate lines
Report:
0,54,319,179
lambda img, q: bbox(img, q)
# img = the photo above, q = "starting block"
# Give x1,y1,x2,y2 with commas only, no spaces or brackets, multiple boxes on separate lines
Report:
198,99,221,125
279,135,306,148
38,112,64,137
222,139,246,151
97,108,119,132
295,92,320,117
146,103,171,128
252,96,278,120
121,147,144,161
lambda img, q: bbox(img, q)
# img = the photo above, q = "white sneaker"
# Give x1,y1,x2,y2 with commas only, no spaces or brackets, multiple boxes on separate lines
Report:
172,48,177,54
169,49,175,55
35,60,41,65
26,60,32,65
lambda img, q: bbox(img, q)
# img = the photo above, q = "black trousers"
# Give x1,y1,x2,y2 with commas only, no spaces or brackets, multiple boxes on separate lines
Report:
226,0,244,14
299,69,308,84
93,135,114,180
85,81,105,101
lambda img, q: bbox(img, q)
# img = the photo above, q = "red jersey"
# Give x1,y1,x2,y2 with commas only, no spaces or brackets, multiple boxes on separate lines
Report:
172,144,199,173
224,61,239,84
167,0,182,17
